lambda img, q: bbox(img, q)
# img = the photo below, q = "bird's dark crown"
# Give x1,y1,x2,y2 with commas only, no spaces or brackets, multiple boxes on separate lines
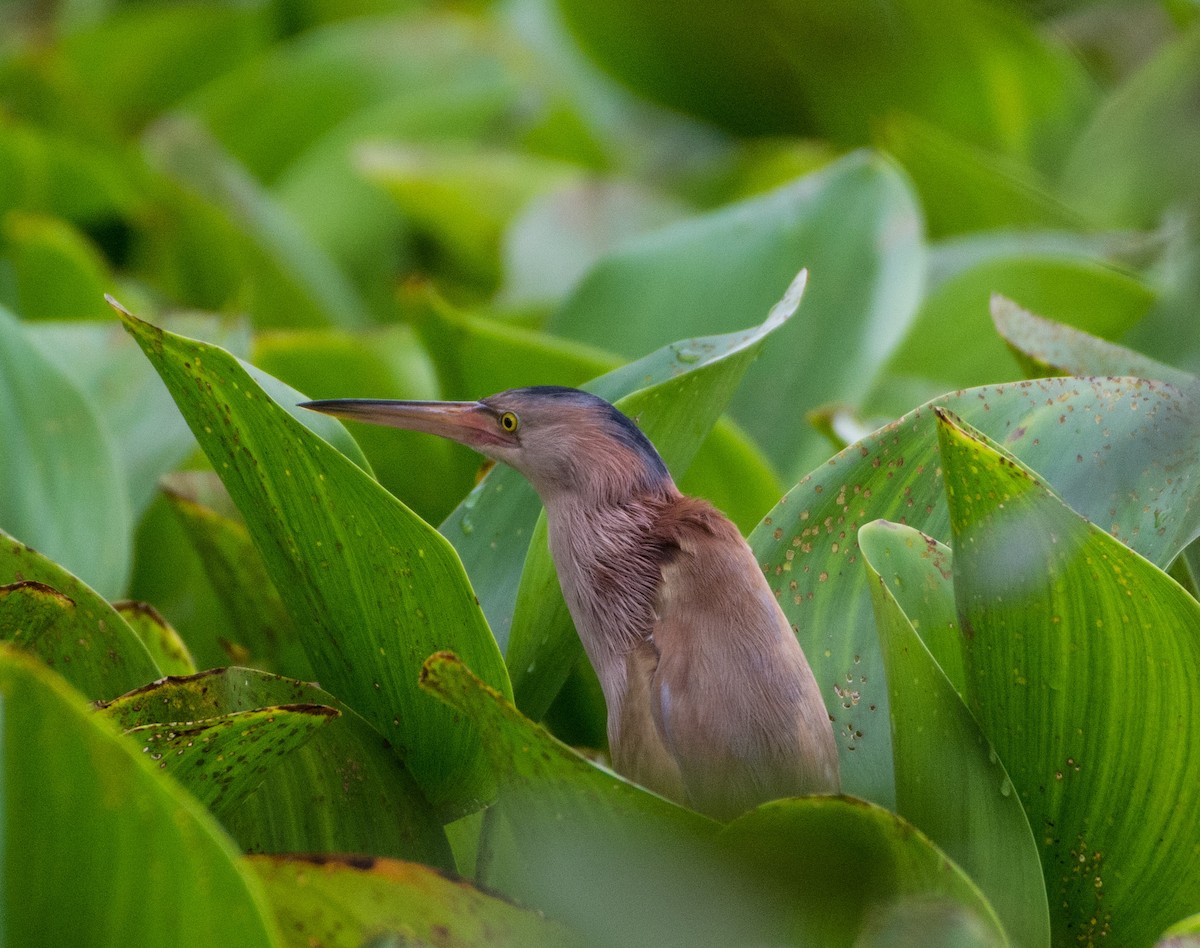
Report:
494,386,671,483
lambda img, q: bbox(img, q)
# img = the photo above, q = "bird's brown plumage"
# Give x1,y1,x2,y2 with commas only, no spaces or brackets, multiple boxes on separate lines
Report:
301,386,840,819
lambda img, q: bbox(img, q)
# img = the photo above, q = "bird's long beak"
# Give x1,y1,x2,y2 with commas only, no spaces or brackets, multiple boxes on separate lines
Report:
300,398,504,449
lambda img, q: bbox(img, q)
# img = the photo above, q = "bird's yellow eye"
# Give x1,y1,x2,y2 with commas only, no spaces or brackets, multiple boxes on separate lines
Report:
499,411,520,432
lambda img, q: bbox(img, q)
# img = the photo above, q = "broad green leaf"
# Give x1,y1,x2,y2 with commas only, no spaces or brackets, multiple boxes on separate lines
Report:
1062,22,1200,227
550,151,924,478
991,295,1195,386
162,472,310,679
750,377,1200,806
360,142,579,288
249,854,580,948
877,114,1085,238
125,705,338,816
0,117,139,223
936,409,1200,946
861,521,1049,948
98,667,451,868
867,257,1155,416
0,534,158,699
0,645,278,947
141,116,369,329
853,898,1002,948
0,211,114,319
118,302,511,816
556,0,1089,162
59,3,272,127
25,314,250,517
113,600,196,676
0,306,132,598
499,179,689,307
718,799,1007,948
186,12,512,183
506,270,805,715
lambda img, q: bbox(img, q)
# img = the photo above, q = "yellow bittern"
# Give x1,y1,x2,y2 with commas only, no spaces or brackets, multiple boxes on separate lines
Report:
303,387,839,819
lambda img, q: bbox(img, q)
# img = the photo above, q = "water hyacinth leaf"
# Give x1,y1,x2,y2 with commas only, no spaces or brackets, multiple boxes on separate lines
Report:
124,704,338,815
98,667,451,867
550,152,924,478
0,646,278,948
0,535,159,699
718,798,1007,948
116,301,511,817
141,116,368,329
861,521,1049,948
0,307,132,599
360,143,579,288
750,376,1200,807
556,0,1089,160
113,600,196,676
185,12,513,183
991,296,1195,386
419,652,780,946
506,271,806,714
853,897,1003,948
162,472,310,679
868,256,1155,416
25,314,251,518
249,854,581,948
0,211,115,319
936,409,1200,946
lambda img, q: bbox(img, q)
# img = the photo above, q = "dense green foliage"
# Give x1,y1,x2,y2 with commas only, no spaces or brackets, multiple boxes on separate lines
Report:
1,1,1198,945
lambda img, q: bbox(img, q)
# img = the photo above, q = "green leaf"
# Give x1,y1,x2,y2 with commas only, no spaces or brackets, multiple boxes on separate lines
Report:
113,600,197,676
117,300,511,817
1062,22,1200,227
718,799,1007,948
0,535,159,699
125,705,338,816
141,116,369,329
868,257,1155,416
162,472,310,678
556,0,1089,160
506,270,805,716
0,306,132,598
249,854,581,948
0,645,278,947
936,408,1200,946
0,211,114,319
24,314,250,517
550,152,925,478
98,667,451,868
677,418,785,536
877,114,1085,238
750,377,1200,806
360,143,578,288
991,295,1195,385
860,521,1049,948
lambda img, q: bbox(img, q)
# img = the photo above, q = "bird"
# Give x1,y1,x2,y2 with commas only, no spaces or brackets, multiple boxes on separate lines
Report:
302,386,839,819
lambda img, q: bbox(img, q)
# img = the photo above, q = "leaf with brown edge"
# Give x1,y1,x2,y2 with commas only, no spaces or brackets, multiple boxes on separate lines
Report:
248,853,582,948
97,667,452,868
124,704,338,815
936,407,1200,945
113,600,196,676
0,534,160,700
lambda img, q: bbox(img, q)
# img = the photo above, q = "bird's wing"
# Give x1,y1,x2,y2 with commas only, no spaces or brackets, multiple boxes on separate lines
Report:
646,497,839,819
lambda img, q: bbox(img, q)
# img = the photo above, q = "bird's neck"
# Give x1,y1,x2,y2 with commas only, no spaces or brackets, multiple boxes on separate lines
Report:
543,486,677,698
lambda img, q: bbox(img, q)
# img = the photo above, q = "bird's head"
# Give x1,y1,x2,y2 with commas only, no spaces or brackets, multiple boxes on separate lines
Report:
301,386,673,503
